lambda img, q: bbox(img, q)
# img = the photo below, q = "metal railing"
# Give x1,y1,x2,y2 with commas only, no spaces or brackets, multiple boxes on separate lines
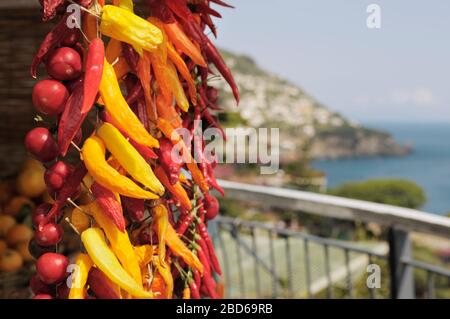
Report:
210,180,450,299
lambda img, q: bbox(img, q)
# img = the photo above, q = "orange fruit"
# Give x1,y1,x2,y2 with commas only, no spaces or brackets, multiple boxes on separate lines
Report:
0,215,16,237
16,241,34,262
6,224,33,247
3,196,35,218
16,168,46,198
0,249,23,272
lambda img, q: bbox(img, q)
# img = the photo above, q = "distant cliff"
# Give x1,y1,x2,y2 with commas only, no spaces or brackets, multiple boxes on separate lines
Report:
213,50,412,161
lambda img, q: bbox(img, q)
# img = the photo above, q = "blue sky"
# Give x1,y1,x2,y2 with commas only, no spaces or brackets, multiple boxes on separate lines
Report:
214,0,450,123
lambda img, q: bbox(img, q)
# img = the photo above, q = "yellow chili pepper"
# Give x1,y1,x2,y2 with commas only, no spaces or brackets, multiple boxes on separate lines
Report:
99,60,159,148
81,227,153,298
135,245,154,269
100,5,162,56
81,136,159,199
152,204,169,267
87,202,143,287
97,123,164,196
153,256,173,299
69,253,93,299
157,205,203,274
166,61,189,112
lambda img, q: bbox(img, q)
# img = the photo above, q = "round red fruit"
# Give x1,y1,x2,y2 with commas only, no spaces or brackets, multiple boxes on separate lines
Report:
35,223,63,247
46,47,82,81
32,80,68,115
36,253,69,284
25,127,59,163
44,161,73,191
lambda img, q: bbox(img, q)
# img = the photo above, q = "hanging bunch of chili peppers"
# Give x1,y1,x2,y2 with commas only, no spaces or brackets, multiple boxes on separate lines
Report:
26,0,238,299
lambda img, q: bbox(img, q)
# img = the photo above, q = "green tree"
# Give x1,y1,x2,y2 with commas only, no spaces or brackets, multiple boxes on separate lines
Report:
329,179,426,209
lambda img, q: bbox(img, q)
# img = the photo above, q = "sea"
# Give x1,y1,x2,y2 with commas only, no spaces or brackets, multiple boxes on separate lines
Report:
312,122,450,215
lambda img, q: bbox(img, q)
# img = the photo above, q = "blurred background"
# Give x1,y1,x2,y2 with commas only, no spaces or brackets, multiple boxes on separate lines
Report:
0,0,449,299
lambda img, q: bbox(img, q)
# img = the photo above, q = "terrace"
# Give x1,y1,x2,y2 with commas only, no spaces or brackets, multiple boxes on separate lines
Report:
212,180,450,299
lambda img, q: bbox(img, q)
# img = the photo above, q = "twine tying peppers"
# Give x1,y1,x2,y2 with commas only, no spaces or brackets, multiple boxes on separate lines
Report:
27,0,238,299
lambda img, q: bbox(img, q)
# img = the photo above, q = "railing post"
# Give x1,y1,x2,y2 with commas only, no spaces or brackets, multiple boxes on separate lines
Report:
388,227,414,299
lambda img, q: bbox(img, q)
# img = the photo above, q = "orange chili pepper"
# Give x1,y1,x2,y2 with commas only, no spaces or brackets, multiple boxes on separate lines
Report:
137,53,157,122
164,22,207,67
167,41,197,105
182,287,191,299
106,38,122,63
154,166,192,212
156,93,182,129
157,118,209,193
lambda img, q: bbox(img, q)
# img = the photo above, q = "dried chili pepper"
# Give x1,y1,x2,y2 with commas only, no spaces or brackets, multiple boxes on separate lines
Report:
91,182,126,232
121,43,139,73
163,21,207,67
87,268,121,299
196,219,221,275
41,0,65,22
203,36,240,103
40,164,87,228
154,166,192,211
31,14,71,78
57,79,87,156
81,38,105,114
189,281,200,299
196,245,218,298
158,137,183,185
121,196,145,222
125,81,144,106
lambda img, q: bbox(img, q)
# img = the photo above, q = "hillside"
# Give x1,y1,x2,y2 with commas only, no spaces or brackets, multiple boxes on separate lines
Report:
213,50,411,160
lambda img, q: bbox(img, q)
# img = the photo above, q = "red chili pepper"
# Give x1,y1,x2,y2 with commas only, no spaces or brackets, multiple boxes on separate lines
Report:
197,219,222,275
81,38,105,114
125,81,144,106
158,137,183,185
40,164,87,228
121,43,139,74
40,0,65,22
197,2,222,19
154,166,192,212
209,0,234,8
87,268,121,299
203,37,240,104
146,0,176,23
122,196,145,222
31,14,71,78
131,98,150,132
58,79,87,156
91,182,126,232
205,161,225,196
189,281,200,299
196,246,218,298
176,206,197,236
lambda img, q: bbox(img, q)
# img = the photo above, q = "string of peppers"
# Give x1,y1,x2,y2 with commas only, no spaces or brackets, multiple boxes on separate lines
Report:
26,0,238,299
